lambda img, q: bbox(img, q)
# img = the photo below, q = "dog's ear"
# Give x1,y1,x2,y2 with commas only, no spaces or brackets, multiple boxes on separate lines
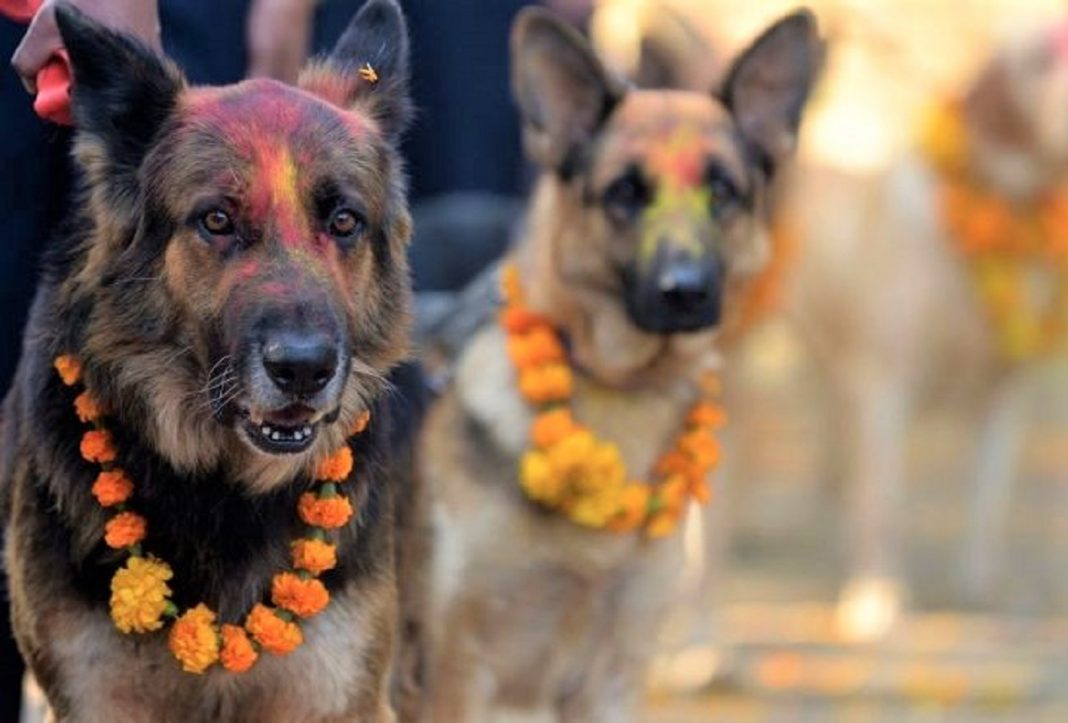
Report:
299,0,411,138
721,9,822,167
55,3,183,194
511,8,624,174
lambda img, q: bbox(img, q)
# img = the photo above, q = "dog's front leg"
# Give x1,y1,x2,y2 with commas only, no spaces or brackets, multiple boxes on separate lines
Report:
835,364,912,642
959,371,1029,601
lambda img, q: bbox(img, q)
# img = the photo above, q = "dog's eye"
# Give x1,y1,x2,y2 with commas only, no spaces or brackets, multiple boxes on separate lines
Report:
707,173,740,212
200,209,234,236
603,172,650,221
328,208,365,238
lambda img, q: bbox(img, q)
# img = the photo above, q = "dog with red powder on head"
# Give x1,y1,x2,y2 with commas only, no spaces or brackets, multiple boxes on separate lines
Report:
0,1,420,720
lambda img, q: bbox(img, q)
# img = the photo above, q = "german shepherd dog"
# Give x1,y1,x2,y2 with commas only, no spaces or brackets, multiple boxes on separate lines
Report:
418,8,822,721
1,1,415,720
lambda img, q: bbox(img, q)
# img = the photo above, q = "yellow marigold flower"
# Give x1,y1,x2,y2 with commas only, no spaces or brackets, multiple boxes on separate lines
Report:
567,486,621,529
54,355,82,386
92,469,134,507
646,511,679,538
519,450,564,504
168,604,220,674
350,410,371,435
271,572,330,619
298,492,354,529
500,264,522,305
109,556,173,633
291,538,337,575
74,391,105,423
314,446,353,483
220,624,258,673
104,511,147,549
245,604,302,656
81,429,117,464
529,409,576,449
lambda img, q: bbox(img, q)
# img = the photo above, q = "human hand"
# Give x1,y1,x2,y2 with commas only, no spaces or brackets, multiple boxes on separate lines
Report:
247,0,317,84
11,0,161,93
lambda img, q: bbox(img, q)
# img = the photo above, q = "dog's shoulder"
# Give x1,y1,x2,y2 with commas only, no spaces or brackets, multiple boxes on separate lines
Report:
452,325,531,457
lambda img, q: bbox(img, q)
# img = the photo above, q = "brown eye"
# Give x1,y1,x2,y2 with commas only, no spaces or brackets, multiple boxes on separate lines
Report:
329,208,363,238
200,209,234,236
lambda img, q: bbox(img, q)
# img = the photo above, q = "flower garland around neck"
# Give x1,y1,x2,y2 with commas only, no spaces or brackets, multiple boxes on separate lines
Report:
498,264,725,538
54,353,370,675
921,99,1068,361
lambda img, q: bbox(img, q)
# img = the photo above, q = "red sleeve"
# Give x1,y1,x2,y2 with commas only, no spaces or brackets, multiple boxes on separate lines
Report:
0,0,39,24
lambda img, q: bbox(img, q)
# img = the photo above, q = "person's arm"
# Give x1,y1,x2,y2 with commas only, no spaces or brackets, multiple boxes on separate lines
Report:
246,0,318,84
10,0,160,93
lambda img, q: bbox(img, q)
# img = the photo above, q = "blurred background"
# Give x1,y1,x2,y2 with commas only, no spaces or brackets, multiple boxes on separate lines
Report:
6,0,1068,721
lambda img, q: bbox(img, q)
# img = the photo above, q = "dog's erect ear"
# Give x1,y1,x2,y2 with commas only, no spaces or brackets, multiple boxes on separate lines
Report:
55,4,182,191
300,0,411,137
512,8,624,174
721,9,822,166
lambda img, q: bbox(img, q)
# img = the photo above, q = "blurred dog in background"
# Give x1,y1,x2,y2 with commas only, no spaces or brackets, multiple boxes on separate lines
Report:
415,7,822,720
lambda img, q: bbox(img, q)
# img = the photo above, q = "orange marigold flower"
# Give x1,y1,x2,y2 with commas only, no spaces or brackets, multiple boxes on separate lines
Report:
81,429,117,464
690,478,712,505
54,355,82,386
530,408,576,449
245,604,303,656
220,624,259,673
656,475,689,515
109,556,172,633
74,391,105,423
499,307,546,334
298,492,354,529
314,446,354,483
105,511,147,549
351,410,371,435
507,326,565,369
680,430,719,470
271,572,330,618
291,538,337,575
687,402,726,429
608,484,651,533
92,469,134,507
518,363,573,404
168,604,220,674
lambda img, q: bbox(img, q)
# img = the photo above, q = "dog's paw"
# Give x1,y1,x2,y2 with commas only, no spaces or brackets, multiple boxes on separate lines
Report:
835,575,904,642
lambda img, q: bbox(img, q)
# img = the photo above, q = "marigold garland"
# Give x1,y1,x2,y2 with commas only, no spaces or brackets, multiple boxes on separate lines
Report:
56,355,370,675
921,100,1068,360
499,264,725,537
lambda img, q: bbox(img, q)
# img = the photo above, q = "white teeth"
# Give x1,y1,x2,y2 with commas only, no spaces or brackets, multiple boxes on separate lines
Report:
255,420,314,444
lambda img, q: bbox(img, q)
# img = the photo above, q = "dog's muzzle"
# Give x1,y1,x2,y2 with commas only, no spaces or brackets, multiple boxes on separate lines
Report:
624,251,724,334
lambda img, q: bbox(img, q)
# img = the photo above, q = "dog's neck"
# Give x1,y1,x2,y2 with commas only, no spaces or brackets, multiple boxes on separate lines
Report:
512,175,720,392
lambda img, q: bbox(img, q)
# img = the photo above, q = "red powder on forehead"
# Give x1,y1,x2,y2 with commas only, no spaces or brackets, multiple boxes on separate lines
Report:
647,124,706,189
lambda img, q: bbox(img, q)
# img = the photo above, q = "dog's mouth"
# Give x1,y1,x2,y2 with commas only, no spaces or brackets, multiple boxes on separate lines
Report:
238,404,321,455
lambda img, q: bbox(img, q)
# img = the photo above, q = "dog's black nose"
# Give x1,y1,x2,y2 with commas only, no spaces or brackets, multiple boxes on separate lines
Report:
657,261,713,311
262,332,339,396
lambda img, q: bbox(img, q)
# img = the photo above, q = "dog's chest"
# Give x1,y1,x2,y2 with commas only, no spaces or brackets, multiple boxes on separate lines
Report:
41,590,384,722
457,326,695,474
